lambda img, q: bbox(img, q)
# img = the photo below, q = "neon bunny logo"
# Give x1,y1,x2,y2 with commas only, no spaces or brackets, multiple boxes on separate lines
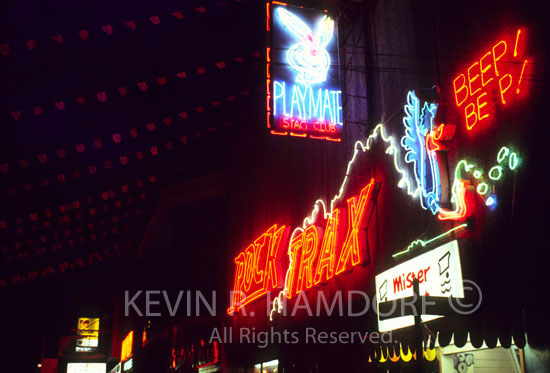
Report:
277,7,334,86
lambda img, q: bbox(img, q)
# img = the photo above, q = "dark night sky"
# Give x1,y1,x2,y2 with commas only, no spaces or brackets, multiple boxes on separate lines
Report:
0,0,264,370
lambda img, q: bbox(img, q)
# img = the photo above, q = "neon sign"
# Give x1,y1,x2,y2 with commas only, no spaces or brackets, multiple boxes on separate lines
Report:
231,25,526,319
453,29,529,131
376,240,464,332
401,91,442,214
285,179,376,299
227,224,290,314
277,7,334,86
227,179,377,316
398,89,521,221
267,122,413,318
229,112,520,318
438,146,520,220
121,331,133,362
268,2,342,141
392,224,468,258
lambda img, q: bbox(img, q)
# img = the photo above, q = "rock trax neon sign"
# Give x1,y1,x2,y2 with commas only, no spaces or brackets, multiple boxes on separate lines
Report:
227,179,377,315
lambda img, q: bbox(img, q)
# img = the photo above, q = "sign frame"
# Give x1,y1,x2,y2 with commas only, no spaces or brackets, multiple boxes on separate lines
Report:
266,1,343,141
375,240,464,332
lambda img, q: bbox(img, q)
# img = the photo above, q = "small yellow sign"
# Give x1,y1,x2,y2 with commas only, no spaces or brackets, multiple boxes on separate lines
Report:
78,318,100,338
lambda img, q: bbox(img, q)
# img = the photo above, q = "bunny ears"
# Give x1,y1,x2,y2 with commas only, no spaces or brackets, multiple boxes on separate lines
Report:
277,7,334,49
315,15,334,49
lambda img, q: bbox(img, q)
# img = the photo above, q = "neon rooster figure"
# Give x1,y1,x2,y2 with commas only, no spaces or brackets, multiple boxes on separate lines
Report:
401,91,442,215
277,7,334,86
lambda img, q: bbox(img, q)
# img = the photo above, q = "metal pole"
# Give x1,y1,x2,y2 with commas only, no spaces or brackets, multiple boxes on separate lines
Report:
413,278,423,372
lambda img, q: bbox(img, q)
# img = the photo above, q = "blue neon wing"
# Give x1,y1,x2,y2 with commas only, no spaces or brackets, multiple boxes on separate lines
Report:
401,91,425,167
401,91,442,214
421,101,438,136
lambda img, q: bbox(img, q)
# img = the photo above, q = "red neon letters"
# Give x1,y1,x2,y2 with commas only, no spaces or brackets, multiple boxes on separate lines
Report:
228,179,377,313
314,209,339,285
335,181,374,275
392,266,431,295
288,225,323,297
227,225,290,314
287,179,375,298
280,117,337,135
453,29,529,131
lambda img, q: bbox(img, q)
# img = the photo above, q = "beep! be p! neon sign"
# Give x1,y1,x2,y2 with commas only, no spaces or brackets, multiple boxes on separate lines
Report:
453,29,529,131
267,2,343,141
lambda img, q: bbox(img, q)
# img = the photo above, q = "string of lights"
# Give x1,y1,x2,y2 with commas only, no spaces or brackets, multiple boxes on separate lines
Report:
0,0,251,58
7,53,260,120
1,87,254,182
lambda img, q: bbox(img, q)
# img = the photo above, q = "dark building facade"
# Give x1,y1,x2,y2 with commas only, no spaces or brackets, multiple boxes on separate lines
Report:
108,0,549,372
107,1,549,372
2,0,548,372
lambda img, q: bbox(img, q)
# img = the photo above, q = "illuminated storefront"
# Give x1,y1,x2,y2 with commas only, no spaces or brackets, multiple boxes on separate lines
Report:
220,1,544,372
109,1,547,372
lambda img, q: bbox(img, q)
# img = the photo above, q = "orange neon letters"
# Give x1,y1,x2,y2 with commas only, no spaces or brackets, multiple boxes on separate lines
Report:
227,224,289,314
314,209,340,285
499,74,512,104
453,74,468,107
492,40,507,77
479,51,494,87
464,103,477,130
264,225,288,290
228,179,377,313
516,59,528,94
467,62,481,97
296,225,323,295
452,29,528,131
336,179,375,274
286,231,303,299
476,92,490,121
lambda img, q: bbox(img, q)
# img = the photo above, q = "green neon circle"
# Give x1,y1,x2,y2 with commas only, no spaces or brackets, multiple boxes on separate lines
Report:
509,153,519,170
473,170,483,179
476,183,489,195
497,147,510,163
488,166,503,180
